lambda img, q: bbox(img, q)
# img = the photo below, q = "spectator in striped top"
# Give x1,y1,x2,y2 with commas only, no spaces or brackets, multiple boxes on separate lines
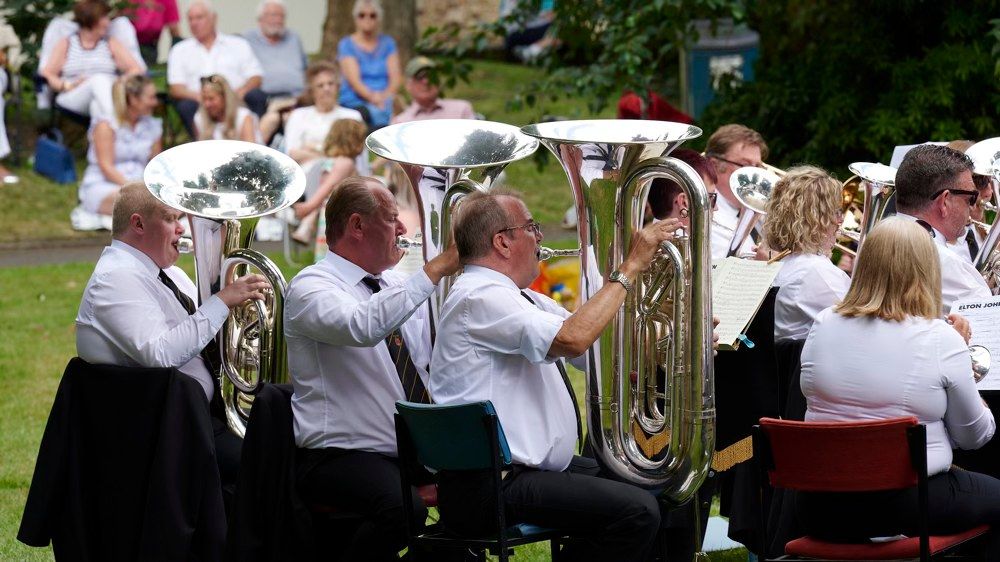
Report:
40,0,144,120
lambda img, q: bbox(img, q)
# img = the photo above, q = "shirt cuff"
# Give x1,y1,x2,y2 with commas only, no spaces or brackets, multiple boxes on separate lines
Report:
200,294,231,330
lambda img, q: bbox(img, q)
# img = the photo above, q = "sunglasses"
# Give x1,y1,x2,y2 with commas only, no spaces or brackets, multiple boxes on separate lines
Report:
356,11,378,19
931,188,978,206
498,220,541,236
200,75,224,85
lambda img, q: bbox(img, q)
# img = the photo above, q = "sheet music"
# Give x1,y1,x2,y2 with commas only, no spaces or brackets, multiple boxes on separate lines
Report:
712,257,784,349
952,296,1000,391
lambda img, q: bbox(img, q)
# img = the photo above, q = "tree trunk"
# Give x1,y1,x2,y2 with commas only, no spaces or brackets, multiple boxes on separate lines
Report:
321,0,417,65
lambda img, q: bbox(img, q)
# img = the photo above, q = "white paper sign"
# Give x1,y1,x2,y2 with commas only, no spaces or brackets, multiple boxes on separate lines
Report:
952,295,1000,391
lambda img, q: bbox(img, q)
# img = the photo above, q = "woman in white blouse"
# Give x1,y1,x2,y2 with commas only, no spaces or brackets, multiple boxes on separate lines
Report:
762,166,850,419
195,74,260,143
797,217,1000,551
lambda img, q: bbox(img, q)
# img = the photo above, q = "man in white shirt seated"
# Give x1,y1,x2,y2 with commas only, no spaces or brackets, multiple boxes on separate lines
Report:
283,177,460,561
704,124,768,259
390,56,475,125
893,144,991,313
75,181,268,506
167,0,266,137
430,188,681,561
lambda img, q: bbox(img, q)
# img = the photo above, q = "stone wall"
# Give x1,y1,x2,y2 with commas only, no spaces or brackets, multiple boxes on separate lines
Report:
416,0,500,33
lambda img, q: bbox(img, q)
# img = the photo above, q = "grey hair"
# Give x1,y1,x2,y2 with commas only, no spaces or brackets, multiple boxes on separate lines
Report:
256,0,286,18
187,0,216,15
352,0,383,20
453,188,523,263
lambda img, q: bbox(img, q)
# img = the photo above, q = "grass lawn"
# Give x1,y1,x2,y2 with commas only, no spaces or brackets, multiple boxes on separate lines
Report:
0,60,615,246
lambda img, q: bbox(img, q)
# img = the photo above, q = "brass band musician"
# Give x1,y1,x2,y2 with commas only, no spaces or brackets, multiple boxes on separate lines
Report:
705,124,769,259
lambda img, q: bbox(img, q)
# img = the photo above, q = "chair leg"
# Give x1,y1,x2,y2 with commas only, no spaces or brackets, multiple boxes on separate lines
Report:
550,538,560,562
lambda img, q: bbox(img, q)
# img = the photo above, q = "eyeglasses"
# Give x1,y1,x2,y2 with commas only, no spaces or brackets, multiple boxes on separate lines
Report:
356,11,378,19
707,153,762,169
498,220,541,236
932,188,978,206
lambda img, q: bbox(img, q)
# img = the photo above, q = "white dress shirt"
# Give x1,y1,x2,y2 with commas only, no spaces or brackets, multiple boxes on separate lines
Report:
284,250,435,454
801,308,995,475
429,265,577,472
711,194,755,260
75,240,229,400
167,34,263,93
773,253,850,342
896,213,991,314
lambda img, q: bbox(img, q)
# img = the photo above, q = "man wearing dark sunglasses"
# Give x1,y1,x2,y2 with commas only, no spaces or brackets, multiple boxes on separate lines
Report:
894,144,990,313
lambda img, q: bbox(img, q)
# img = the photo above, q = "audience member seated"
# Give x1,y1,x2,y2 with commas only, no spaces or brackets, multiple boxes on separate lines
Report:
431,189,676,561
499,0,556,62
291,118,367,244
195,74,260,142
125,0,182,67
76,75,161,227
762,166,849,418
39,0,144,120
284,177,461,560
284,61,367,178
391,56,475,124
797,216,1000,554
75,181,269,512
243,0,306,100
167,0,265,137
337,0,402,129
0,28,17,184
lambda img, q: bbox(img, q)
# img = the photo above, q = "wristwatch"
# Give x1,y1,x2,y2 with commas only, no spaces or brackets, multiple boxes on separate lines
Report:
608,270,632,293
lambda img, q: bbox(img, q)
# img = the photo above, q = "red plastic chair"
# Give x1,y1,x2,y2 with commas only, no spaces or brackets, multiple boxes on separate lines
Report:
753,416,989,561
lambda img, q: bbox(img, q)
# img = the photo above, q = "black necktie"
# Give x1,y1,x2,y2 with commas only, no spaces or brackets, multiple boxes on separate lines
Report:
362,276,430,403
521,290,583,448
158,270,223,413
967,228,980,261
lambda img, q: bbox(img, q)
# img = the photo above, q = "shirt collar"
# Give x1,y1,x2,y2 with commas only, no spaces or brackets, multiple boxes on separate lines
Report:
463,264,520,290
895,212,948,246
414,100,443,115
323,250,377,288
110,239,161,277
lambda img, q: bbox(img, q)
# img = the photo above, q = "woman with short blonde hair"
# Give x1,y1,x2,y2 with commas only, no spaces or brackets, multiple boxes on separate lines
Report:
796,216,1000,553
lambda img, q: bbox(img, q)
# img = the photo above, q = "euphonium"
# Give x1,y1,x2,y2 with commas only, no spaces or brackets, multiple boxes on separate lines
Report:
845,162,897,247
144,140,306,437
366,119,538,309
521,119,714,503
966,137,1000,292
727,166,781,257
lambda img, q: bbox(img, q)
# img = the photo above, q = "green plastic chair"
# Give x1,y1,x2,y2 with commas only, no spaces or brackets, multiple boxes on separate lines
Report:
394,400,565,561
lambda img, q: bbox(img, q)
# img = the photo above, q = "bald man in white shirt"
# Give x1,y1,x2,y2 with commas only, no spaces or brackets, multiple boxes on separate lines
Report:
431,188,683,562
893,144,991,314
283,176,460,561
75,182,268,506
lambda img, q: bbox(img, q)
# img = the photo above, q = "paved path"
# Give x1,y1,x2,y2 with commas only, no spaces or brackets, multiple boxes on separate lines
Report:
0,238,285,268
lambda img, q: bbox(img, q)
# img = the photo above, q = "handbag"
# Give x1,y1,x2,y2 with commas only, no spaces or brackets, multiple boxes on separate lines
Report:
33,128,77,184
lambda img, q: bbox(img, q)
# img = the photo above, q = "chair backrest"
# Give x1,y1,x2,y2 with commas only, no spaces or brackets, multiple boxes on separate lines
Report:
757,416,923,492
395,401,511,471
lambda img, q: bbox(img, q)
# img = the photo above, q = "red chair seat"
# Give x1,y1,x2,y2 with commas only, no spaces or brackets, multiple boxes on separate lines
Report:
785,525,990,560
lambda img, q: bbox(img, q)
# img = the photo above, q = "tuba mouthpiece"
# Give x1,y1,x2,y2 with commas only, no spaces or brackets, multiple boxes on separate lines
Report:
177,236,194,254
397,235,423,249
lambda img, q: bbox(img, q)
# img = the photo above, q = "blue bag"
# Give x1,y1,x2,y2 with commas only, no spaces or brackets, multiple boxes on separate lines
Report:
33,129,77,184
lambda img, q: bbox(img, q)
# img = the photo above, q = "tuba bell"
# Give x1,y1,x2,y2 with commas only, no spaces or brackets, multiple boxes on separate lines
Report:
727,166,781,257
521,119,714,504
144,140,306,437
966,137,1000,292
366,119,539,309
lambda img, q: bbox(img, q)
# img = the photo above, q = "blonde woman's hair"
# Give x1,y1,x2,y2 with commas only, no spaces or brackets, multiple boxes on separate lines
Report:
195,74,239,141
323,119,368,158
834,217,942,321
763,165,842,254
112,75,152,126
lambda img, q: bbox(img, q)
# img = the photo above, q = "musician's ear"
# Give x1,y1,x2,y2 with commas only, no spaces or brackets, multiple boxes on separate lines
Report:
494,231,512,258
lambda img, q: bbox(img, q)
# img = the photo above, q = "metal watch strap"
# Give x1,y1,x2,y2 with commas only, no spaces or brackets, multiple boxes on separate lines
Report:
609,270,632,293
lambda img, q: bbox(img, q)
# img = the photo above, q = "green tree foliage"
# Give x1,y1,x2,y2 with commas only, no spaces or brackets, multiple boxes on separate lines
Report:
420,0,743,114
699,0,1000,172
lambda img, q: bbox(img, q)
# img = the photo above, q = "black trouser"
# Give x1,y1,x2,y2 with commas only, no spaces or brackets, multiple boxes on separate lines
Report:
173,88,268,138
297,448,427,562
798,468,1000,559
211,415,242,517
438,455,661,562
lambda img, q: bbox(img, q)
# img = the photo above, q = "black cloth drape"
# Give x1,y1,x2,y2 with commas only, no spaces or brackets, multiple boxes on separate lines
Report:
18,357,225,561
225,384,315,562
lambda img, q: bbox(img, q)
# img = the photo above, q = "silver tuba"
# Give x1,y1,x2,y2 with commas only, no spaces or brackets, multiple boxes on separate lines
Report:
521,119,715,504
366,119,538,308
144,140,306,437
844,162,897,250
727,166,781,257
967,137,1000,292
